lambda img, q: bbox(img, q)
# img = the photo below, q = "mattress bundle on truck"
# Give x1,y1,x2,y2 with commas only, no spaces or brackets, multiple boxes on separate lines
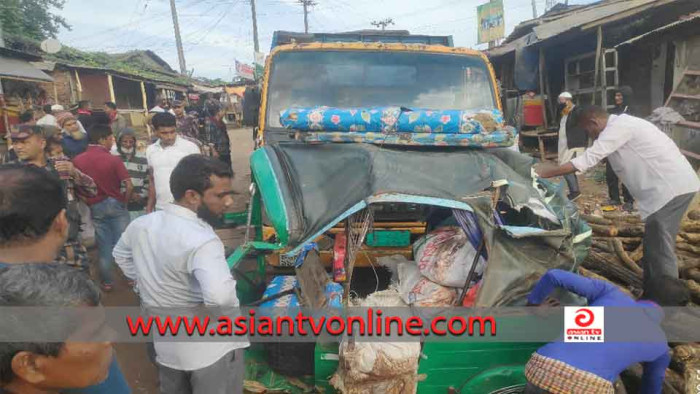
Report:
279,106,517,148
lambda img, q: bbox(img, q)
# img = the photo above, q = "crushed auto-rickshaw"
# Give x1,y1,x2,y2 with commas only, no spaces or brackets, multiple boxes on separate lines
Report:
227,30,591,393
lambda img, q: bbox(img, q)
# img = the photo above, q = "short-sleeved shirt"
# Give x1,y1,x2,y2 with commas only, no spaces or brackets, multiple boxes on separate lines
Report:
113,150,149,211
146,136,201,210
74,145,131,205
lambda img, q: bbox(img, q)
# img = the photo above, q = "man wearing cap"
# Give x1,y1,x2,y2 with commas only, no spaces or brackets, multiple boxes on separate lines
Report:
9,125,97,271
57,112,89,158
173,99,199,141
104,101,127,137
556,92,587,201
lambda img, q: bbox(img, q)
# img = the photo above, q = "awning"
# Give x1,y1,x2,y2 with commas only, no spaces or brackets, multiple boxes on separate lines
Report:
191,83,223,94
155,83,188,92
0,55,53,83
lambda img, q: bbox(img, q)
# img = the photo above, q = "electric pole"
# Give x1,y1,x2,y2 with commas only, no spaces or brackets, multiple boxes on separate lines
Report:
298,0,316,34
250,0,260,53
371,18,394,31
531,0,538,19
169,0,187,74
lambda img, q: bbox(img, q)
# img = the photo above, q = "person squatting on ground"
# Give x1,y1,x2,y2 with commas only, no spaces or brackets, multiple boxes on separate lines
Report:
524,269,689,394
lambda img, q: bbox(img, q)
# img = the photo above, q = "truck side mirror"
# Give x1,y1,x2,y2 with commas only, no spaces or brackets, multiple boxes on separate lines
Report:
242,87,260,127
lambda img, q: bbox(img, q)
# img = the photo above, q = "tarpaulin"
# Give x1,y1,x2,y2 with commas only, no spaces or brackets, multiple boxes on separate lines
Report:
251,144,590,306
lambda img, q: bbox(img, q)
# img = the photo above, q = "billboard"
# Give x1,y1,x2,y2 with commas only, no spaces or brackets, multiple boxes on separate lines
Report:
235,60,255,80
477,0,505,44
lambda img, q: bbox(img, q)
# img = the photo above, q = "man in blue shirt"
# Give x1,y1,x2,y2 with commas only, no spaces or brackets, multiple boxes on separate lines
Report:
0,164,131,394
525,269,689,394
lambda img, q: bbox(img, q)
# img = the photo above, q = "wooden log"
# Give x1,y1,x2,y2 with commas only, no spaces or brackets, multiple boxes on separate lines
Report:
602,211,644,223
682,268,700,283
613,238,644,275
681,221,700,233
589,223,619,237
665,368,686,394
672,344,700,365
678,255,700,273
679,232,700,244
687,210,700,221
578,267,634,297
677,242,700,255
592,240,614,253
581,214,613,226
682,361,700,394
683,280,700,304
630,243,644,263
584,250,643,288
617,225,645,237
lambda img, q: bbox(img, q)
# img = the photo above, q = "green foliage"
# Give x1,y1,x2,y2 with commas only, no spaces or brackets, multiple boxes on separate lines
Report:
0,0,71,41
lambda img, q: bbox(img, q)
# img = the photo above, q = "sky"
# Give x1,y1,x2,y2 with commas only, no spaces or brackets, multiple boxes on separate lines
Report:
55,0,598,80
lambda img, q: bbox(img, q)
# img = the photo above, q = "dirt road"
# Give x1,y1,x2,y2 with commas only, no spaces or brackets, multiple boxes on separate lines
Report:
103,127,254,393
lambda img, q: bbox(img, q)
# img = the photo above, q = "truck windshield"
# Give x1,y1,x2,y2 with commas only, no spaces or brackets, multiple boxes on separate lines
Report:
266,50,497,128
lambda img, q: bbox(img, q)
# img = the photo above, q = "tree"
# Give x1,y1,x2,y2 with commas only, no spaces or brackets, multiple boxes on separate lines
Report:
0,0,71,41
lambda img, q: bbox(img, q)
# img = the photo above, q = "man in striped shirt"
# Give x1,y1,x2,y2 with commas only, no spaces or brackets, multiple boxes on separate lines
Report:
113,128,149,220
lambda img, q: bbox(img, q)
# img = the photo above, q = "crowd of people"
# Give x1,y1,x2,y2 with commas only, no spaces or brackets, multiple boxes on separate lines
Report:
0,95,244,392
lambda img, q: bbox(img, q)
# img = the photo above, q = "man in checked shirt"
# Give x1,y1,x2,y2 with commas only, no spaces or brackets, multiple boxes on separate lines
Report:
9,124,97,271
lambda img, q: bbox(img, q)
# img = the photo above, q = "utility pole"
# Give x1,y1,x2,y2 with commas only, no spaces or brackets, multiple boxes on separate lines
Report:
250,0,260,53
169,0,187,74
298,0,316,34
0,15,5,48
371,18,394,31
531,0,538,19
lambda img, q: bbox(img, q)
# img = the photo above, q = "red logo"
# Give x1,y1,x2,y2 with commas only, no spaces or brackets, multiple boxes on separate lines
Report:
574,308,595,327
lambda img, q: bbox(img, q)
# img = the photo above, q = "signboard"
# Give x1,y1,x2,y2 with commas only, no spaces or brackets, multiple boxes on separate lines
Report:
235,60,255,80
477,0,505,45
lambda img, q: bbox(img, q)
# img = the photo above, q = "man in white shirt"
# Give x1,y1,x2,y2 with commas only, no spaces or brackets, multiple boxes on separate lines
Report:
113,154,248,393
536,106,699,298
146,112,200,212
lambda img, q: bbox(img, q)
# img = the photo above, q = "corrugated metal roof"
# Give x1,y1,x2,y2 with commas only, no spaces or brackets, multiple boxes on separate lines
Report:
532,0,658,40
616,12,700,47
0,55,53,82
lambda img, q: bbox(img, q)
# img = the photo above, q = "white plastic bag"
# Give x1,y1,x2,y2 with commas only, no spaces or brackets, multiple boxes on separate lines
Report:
398,263,457,307
412,226,485,288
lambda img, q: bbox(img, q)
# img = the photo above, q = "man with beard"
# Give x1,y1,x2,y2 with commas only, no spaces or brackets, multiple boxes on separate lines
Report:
113,128,149,220
113,154,248,394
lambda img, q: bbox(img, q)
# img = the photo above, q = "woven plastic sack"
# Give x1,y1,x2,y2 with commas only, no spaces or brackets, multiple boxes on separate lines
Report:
398,262,457,307
412,226,486,288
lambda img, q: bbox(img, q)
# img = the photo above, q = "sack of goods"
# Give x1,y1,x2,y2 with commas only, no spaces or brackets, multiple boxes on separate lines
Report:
413,226,486,288
398,262,457,307
330,289,423,394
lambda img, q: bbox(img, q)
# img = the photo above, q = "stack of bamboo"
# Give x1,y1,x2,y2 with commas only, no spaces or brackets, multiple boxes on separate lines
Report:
580,210,700,393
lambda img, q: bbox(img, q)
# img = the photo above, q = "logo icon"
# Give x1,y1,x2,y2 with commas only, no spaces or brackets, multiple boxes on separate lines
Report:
564,307,604,342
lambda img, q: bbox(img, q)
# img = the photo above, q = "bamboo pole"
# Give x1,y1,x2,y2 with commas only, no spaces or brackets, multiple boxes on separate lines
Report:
592,26,603,105
107,74,116,103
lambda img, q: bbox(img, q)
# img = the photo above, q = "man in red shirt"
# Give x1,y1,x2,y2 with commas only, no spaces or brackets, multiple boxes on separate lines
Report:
74,124,133,291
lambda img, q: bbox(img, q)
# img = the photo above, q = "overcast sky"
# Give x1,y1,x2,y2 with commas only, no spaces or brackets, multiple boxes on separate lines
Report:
56,0,598,79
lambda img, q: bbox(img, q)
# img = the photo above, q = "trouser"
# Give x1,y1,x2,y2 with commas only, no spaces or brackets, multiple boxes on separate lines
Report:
642,192,696,290
606,161,634,203
159,349,245,394
91,197,130,285
564,173,580,194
